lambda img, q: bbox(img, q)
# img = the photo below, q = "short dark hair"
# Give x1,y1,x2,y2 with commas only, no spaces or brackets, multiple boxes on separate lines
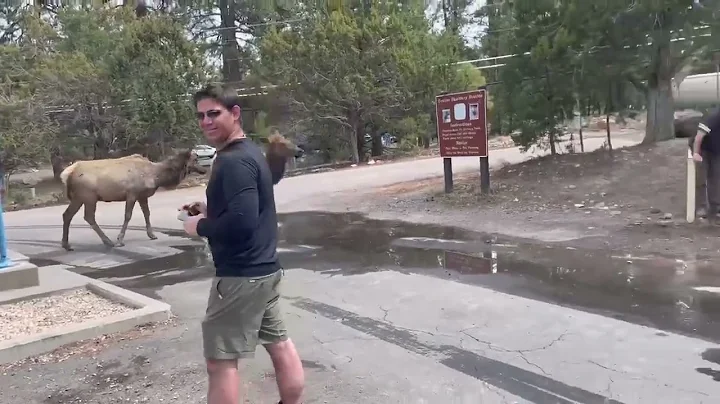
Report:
192,84,242,111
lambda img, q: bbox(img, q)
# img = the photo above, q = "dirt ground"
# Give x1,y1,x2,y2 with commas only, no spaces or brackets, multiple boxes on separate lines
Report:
353,138,720,261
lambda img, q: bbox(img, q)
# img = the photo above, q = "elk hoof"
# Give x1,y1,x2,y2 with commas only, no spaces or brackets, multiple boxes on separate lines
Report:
147,233,158,240
62,244,73,251
114,241,125,247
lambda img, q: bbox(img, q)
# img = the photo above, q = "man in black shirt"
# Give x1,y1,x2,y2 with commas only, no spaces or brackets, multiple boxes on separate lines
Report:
691,109,720,222
181,85,304,404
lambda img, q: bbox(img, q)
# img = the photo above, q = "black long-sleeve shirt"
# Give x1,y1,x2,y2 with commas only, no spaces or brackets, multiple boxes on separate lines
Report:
197,138,281,277
696,109,720,154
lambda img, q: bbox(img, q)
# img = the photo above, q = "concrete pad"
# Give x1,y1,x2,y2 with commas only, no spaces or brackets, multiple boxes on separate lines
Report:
0,261,39,292
40,245,185,270
0,266,171,365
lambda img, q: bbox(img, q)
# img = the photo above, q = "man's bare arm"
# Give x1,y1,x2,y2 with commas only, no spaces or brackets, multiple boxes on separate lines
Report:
694,130,707,155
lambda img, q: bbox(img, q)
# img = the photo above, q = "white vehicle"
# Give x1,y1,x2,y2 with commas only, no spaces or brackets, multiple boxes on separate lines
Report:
192,144,217,167
674,72,720,108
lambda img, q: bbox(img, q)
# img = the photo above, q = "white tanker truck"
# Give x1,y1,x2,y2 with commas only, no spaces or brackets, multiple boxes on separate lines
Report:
672,73,720,138
674,72,720,108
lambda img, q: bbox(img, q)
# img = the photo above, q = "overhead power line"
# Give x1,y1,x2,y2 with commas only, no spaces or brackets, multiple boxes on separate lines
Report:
471,26,714,71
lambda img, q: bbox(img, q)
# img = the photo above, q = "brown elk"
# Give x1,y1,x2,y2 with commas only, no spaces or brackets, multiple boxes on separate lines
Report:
59,134,303,251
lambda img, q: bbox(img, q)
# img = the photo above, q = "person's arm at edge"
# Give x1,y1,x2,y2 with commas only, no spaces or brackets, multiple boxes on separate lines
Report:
196,157,260,240
694,124,710,154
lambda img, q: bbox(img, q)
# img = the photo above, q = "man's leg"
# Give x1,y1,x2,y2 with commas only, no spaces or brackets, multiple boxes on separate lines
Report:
202,277,268,404
259,270,305,404
265,340,304,404
707,152,720,222
206,360,239,404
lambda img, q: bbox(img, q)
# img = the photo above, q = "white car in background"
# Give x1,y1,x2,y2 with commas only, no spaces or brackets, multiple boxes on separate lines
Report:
192,144,216,167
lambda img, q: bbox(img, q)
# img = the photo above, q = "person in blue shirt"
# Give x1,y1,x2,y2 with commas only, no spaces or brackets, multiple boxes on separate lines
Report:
181,84,304,404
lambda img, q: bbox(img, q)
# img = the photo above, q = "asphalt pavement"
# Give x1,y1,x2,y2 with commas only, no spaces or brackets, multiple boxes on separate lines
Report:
3,136,718,404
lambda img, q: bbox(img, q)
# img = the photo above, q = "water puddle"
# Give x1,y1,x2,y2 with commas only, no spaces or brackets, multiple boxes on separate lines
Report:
276,212,720,342
29,211,720,342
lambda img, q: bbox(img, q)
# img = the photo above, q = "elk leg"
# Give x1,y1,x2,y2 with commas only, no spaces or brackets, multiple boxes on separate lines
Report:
83,200,114,248
61,200,83,251
116,198,137,247
138,198,157,240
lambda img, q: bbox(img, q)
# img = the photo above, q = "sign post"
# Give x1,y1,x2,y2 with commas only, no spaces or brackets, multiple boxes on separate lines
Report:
435,87,490,194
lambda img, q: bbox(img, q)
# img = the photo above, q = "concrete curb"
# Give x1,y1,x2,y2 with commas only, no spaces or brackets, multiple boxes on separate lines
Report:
0,273,172,365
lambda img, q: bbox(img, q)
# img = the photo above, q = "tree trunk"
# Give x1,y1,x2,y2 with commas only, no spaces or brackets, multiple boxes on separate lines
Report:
348,128,360,164
544,67,557,155
218,0,243,85
644,82,674,143
606,112,613,152
49,146,62,180
51,159,64,180
578,118,585,152
643,40,675,144
586,100,591,120
355,123,365,163
124,0,148,18
93,134,109,159
348,110,361,164
370,133,383,157
441,0,450,31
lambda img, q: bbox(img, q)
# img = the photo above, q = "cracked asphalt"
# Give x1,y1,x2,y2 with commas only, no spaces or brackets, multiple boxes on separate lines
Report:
2,142,720,403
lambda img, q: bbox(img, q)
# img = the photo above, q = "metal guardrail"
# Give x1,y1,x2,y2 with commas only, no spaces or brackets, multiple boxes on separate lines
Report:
284,161,355,177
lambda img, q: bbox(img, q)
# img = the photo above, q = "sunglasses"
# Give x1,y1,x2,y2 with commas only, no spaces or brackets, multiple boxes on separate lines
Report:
196,110,222,120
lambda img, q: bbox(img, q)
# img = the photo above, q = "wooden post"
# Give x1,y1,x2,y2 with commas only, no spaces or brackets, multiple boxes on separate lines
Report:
479,157,490,194
444,158,453,194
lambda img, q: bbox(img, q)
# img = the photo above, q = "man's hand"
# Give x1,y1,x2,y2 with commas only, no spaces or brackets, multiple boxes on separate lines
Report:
694,152,704,163
183,214,206,236
179,201,207,216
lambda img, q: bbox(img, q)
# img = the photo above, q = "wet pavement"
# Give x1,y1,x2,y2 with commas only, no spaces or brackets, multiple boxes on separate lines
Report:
276,212,720,343
4,211,720,403
33,211,720,343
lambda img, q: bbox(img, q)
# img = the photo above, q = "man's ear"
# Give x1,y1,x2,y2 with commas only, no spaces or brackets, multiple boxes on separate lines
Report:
231,105,241,121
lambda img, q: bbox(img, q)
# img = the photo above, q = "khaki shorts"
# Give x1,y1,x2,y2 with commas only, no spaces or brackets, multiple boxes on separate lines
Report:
202,269,287,360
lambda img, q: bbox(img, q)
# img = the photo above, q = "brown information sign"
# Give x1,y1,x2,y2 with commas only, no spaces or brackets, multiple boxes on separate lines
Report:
435,89,488,157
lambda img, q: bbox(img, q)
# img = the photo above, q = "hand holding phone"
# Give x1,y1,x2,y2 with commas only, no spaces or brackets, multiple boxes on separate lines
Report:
177,201,207,221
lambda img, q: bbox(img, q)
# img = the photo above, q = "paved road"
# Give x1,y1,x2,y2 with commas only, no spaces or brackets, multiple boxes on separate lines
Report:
5,135,717,404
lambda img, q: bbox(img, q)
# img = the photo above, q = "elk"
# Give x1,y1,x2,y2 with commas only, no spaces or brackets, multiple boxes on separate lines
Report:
266,131,304,184
59,134,303,251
